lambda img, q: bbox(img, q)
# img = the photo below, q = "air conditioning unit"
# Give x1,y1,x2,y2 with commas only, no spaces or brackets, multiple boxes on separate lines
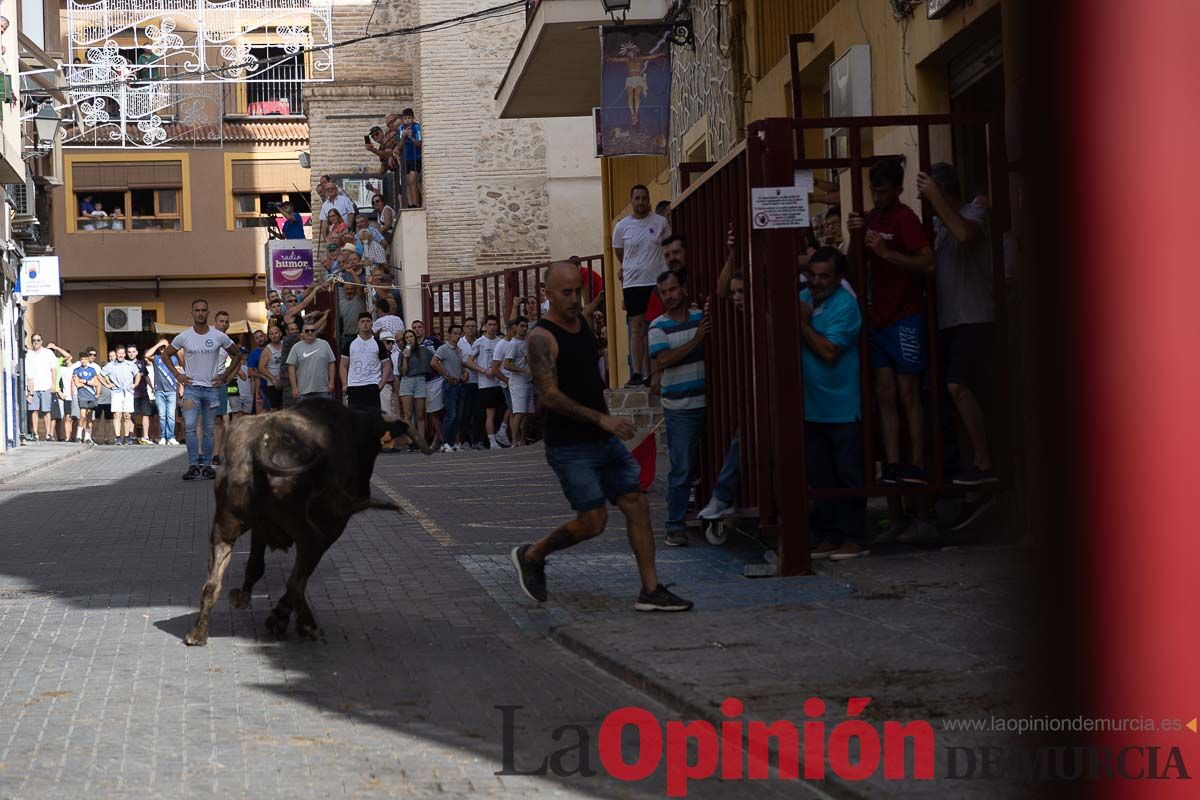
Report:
104,306,143,333
829,45,872,118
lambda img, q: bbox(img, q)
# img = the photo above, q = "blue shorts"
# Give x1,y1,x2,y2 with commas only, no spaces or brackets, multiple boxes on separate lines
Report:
869,313,927,374
545,436,642,512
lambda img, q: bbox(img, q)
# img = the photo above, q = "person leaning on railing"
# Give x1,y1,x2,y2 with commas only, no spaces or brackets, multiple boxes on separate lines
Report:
698,224,744,522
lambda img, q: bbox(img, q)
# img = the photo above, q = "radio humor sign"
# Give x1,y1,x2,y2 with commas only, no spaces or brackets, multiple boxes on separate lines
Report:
268,240,313,291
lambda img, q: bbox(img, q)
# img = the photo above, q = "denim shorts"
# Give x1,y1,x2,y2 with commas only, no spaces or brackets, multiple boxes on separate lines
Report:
545,435,642,512
399,375,427,398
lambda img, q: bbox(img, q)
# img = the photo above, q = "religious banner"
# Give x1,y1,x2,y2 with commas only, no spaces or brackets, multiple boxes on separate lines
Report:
600,25,672,157
267,240,314,291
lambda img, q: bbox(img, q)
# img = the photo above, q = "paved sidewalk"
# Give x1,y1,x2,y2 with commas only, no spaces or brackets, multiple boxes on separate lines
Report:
0,440,87,484
376,444,1031,799
0,445,801,800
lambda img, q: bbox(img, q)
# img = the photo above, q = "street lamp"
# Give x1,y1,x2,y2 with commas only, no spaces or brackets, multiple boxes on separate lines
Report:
602,0,631,22
33,103,61,150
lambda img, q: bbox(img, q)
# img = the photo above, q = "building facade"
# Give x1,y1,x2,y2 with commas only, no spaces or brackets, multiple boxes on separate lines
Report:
302,0,602,316
2,0,68,450
496,0,1013,386
23,0,322,365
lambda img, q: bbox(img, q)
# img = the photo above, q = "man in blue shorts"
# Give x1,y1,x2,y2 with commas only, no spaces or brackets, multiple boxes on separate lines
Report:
848,158,934,485
510,261,691,612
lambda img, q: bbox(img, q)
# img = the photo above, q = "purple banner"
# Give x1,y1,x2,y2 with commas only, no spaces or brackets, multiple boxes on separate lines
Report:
268,241,313,291
600,25,672,157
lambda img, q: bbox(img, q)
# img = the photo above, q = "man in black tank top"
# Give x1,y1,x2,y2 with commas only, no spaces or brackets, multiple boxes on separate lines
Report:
510,261,692,612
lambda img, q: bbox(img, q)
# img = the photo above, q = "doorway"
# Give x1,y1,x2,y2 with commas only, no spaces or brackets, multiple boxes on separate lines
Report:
949,36,1004,200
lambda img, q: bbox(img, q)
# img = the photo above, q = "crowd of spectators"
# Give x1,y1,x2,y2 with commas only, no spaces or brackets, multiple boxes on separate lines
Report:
363,107,423,208
611,157,999,556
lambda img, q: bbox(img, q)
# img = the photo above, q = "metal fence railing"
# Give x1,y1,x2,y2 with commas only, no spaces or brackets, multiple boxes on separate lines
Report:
671,114,1011,577
420,255,603,338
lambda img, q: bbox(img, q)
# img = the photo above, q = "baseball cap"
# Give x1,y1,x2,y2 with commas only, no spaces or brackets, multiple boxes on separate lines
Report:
340,243,357,253
380,331,396,342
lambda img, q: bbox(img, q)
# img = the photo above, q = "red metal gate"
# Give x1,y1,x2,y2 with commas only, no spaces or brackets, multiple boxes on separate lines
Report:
420,255,603,339
671,113,1011,577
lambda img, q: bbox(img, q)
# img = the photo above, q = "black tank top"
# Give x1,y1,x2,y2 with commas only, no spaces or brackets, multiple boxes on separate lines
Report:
536,316,609,446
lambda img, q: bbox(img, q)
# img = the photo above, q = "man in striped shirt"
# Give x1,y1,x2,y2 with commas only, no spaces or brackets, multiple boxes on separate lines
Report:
648,269,709,547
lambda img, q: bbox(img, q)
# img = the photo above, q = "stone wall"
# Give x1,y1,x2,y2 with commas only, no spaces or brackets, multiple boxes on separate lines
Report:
304,0,417,211
668,0,744,194
414,0,551,279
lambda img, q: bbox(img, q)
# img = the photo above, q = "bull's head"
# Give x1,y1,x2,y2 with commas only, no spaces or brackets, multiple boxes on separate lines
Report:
382,414,434,455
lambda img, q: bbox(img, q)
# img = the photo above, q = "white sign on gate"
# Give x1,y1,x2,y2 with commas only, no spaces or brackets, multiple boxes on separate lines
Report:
750,186,809,230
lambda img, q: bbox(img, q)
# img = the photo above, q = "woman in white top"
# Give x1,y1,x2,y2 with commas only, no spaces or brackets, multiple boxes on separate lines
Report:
371,194,395,236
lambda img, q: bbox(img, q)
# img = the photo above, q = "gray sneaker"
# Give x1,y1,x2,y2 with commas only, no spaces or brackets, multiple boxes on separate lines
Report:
664,530,689,547
873,516,913,544
898,518,939,544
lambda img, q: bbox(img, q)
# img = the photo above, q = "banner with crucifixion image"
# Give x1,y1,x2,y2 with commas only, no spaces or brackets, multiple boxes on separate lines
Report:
599,25,672,157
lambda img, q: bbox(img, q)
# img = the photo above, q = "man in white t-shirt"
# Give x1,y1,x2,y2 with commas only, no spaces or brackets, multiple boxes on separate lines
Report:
467,315,504,449
611,184,668,387
23,333,59,440
458,317,483,449
490,322,513,448
319,182,356,243
162,298,243,481
339,311,392,411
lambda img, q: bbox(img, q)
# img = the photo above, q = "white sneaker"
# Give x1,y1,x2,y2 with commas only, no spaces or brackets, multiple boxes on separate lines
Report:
157,438,167,445
698,496,735,521
168,439,179,446
439,443,453,453
495,430,511,447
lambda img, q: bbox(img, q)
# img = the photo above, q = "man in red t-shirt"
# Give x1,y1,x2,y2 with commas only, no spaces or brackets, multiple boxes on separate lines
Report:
848,158,934,486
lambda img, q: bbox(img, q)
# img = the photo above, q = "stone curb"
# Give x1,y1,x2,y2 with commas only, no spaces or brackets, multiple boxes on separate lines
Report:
548,624,867,800
0,445,90,485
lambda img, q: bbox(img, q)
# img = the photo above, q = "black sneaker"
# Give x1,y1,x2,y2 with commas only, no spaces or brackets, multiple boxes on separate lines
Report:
623,373,644,388
899,464,929,485
664,530,689,547
182,465,202,481
635,584,693,612
952,465,998,486
510,545,547,602
880,463,902,484
951,496,996,532
210,455,222,467
201,466,217,480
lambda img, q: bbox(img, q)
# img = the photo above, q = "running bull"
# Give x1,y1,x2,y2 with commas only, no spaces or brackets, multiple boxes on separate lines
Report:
184,398,430,646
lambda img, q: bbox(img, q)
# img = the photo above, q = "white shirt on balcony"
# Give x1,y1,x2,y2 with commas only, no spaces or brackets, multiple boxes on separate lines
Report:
320,195,357,227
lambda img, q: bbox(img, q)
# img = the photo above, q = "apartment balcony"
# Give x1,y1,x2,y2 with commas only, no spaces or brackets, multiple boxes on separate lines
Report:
496,0,669,119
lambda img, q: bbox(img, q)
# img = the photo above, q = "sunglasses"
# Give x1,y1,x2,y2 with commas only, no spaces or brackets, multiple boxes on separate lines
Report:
303,329,316,334
32,338,42,342
372,199,383,204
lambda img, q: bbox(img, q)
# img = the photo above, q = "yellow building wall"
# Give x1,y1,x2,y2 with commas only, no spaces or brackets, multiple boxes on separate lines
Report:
599,154,669,389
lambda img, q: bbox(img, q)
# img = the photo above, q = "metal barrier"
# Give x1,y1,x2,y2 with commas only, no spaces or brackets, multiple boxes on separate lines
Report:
671,114,1011,577
419,255,603,338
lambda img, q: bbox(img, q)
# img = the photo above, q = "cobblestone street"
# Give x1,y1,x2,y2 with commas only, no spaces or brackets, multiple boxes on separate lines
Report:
0,445,808,800
0,442,1027,799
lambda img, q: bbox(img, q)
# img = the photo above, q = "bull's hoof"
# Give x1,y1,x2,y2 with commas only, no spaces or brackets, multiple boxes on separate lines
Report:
229,588,251,609
264,609,291,636
295,621,322,641
183,626,208,647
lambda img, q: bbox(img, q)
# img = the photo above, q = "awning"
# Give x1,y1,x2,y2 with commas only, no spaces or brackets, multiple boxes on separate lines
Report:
73,161,183,192
495,0,669,119
231,159,310,193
